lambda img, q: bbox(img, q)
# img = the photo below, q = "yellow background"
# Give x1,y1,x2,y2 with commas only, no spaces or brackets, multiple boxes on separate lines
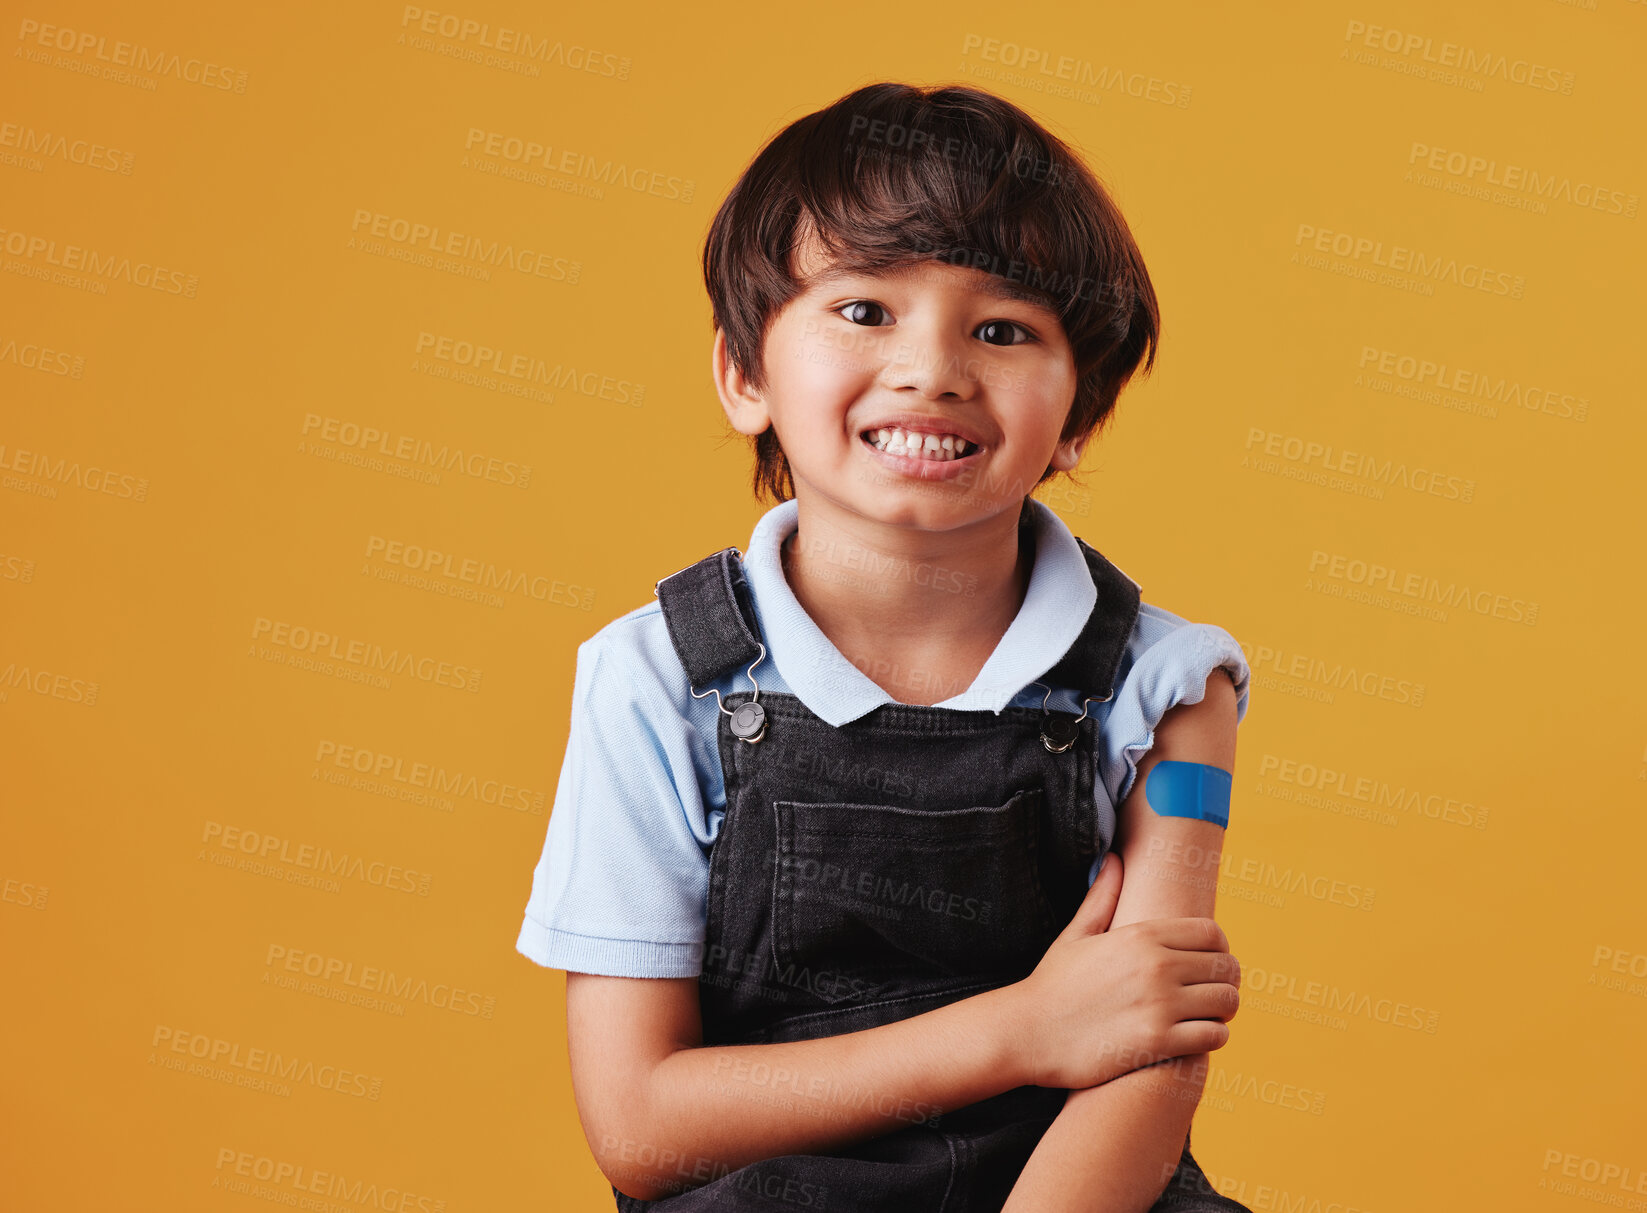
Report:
4,1,1645,1210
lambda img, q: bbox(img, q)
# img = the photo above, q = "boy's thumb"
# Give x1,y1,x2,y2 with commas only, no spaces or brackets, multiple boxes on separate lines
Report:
1059,851,1123,941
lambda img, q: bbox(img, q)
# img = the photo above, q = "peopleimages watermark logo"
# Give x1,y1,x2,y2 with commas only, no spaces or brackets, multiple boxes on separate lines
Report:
0,654,100,706
1339,18,1575,95
347,208,582,284
0,333,85,377
312,737,547,815
396,7,631,80
297,412,532,490
1354,344,1590,423
2,876,48,910
264,944,496,1019
0,119,134,174
212,1147,447,1211
249,616,482,693
0,225,199,296
362,533,595,613
150,1026,383,1099
1291,222,1525,299
957,33,1194,109
412,330,644,405
763,847,992,924
1405,141,1636,218
1305,548,1538,626
1254,752,1490,831
0,439,148,503
1242,426,1475,505
13,18,250,94
461,127,693,202
200,820,433,896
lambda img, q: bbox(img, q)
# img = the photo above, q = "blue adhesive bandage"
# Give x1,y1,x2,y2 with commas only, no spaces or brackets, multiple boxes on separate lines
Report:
1144,761,1232,829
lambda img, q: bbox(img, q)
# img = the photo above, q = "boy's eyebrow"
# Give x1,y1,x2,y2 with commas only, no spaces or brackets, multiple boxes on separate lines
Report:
805,261,1060,313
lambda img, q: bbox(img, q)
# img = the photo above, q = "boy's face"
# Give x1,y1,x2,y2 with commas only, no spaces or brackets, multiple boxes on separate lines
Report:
713,230,1087,538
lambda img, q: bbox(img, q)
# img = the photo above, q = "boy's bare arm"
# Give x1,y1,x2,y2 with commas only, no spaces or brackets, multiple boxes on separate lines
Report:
566,971,1030,1201
567,874,1234,1200
1003,671,1243,1213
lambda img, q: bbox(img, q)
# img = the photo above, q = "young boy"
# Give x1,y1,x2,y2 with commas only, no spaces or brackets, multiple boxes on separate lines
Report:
517,82,1255,1212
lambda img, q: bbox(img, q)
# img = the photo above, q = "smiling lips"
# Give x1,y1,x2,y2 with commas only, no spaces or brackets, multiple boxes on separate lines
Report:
860,426,979,462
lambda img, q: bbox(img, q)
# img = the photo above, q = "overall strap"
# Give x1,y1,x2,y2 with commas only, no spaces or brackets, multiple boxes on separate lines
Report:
652,547,764,689
1041,536,1142,702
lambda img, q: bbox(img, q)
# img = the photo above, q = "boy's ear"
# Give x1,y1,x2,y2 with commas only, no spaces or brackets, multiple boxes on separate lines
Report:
1048,427,1092,473
712,328,773,437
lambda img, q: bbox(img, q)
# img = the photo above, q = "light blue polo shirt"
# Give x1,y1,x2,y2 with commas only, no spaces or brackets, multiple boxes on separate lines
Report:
516,497,1251,978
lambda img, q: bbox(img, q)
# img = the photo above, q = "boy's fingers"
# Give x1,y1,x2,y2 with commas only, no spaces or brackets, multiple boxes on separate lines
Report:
1170,949,1242,989
1178,980,1242,1023
1059,851,1122,941
1147,916,1231,955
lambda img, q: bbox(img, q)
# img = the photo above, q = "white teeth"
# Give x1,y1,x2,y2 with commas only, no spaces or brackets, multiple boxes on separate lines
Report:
864,426,976,461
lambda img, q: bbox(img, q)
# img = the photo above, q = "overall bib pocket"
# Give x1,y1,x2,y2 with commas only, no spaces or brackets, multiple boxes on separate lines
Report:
771,788,1059,1004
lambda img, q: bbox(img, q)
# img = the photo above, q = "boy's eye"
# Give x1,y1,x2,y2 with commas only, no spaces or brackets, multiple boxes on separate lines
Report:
835,300,891,326
976,320,1032,347
832,301,1034,346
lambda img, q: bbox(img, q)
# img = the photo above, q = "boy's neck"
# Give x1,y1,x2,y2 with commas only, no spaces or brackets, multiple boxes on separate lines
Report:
778,499,1036,707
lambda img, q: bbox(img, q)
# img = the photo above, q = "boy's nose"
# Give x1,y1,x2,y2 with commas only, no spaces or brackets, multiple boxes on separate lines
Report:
878,327,978,399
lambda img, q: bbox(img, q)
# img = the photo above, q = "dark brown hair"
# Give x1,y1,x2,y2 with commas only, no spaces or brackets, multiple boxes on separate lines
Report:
702,81,1161,505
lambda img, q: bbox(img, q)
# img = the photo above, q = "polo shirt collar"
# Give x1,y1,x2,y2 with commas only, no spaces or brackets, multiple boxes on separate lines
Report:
741,498,1098,727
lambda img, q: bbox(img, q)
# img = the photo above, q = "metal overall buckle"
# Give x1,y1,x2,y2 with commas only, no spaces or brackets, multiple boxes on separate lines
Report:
689,641,770,744
1029,681,1113,754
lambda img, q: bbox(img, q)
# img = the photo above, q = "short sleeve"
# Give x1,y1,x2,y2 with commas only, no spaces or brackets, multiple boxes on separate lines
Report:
514,627,717,977
1089,603,1251,875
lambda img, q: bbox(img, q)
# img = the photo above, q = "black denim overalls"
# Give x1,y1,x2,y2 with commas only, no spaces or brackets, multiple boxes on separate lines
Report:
618,508,1252,1213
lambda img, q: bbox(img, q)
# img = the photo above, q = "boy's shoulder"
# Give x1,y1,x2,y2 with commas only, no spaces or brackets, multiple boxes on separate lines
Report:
1125,597,1234,663
578,530,777,695
579,593,674,657
1131,598,1193,641
1120,597,1251,722
573,596,698,714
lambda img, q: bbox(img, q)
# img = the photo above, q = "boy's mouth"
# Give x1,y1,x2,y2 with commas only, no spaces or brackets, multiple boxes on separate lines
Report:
859,427,980,463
